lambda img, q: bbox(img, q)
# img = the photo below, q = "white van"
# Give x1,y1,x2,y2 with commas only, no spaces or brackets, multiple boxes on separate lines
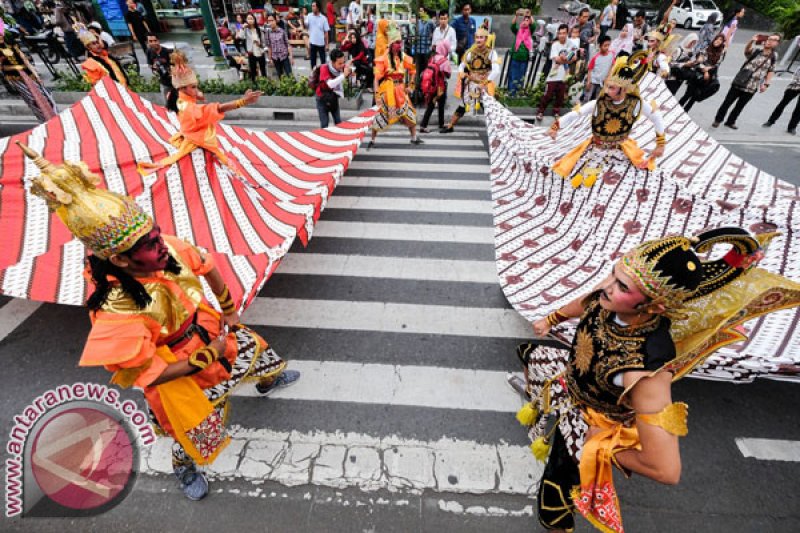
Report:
670,0,723,30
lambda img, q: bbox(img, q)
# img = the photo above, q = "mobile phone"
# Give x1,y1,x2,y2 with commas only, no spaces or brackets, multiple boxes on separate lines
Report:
754,34,768,44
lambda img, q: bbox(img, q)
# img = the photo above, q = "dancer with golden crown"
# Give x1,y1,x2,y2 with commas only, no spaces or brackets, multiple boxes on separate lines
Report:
441,27,499,133
16,142,300,501
516,228,800,532
78,25,129,88
548,51,665,188
137,51,262,176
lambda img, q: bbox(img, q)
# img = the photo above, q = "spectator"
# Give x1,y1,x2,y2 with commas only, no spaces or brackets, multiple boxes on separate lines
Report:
54,0,83,58
585,35,614,102
364,6,376,50
326,0,336,44
631,10,649,51
307,1,329,69
243,13,266,81
340,29,371,88
598,0,618,41
451,1,475,60
576,7,595,60
346,0,361,31
265,13,293,78
315,48,351,128
693,12,718,54
720,7,744,48
413,8,434,103
419,38,452,133
665,33,699,94
88,21,115,49
713,33,779,130
79,28,128,87
233,13,246,52
286,10,310,60
508,9,534,96
610,23,633,56
124,0,151,55
762,65,800,135
432,10,456,58
679,33,725,111
146,33,173,97
536,24,575,122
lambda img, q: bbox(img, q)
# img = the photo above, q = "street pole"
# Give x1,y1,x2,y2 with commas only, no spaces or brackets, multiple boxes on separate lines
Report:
449,0,455,19
199,0,227,70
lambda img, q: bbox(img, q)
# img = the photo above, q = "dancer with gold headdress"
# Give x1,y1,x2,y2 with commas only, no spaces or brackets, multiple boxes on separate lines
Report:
516,227,800,532
548,51,665,188
78,25,129,88
0,21,57,122
15,142,300,501
440,27,499,134
368,24,421,148
137,51,262,176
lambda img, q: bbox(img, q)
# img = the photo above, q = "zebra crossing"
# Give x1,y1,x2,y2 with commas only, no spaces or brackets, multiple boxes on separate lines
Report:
146,125,544,509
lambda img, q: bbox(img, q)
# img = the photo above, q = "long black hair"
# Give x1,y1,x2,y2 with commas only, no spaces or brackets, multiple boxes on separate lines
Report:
86,243,182,311
166,87,180,112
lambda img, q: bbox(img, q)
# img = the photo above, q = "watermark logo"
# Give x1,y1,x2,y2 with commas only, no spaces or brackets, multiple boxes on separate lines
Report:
5,383,155,518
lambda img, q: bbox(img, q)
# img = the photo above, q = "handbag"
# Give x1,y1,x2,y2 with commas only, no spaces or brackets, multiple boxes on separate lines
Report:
731,68,751,88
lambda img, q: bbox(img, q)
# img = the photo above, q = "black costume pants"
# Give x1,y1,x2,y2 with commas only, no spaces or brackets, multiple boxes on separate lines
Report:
767,88,800,129
714,86,754,126
537,430,580,531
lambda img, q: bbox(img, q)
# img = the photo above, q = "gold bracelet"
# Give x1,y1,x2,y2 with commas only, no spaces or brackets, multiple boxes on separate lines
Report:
217,286,236,314
235,98,246,109
655,133,666,147
545,310,568,327
549,119,560,132
189,346,218,370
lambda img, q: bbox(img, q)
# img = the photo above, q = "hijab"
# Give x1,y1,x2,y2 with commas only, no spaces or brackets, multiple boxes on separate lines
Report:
610,23,634,55
694,12,718,53
514,18,533,52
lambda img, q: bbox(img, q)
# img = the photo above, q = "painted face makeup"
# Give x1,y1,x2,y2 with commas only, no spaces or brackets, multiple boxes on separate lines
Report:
125,226,169,273
597,264,649,315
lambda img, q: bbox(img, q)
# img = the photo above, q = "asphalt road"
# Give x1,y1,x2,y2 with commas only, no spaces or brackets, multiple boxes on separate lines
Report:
1,114,799,532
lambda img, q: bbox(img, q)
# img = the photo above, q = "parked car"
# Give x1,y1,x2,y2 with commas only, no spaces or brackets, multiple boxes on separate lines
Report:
558,1,599,21
669,0,722,29
622,0,660,25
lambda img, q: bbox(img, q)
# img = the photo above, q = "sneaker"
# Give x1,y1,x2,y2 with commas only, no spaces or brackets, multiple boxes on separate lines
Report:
366,140,375,150
711,121,720,128
419,127,430,134
506,373,531,401
724,123,738,130
410,138,424,145
789,128,797,135
439,126,454,134
174,465,209,501
762,121,774,128
535,113,544,122
256,369,301,396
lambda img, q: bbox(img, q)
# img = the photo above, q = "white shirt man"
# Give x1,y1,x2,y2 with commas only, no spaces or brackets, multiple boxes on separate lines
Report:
347,0,362,27
432,17,457,54
307,10,330,47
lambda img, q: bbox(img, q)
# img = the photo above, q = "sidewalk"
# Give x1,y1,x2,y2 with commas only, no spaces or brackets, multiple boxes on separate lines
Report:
2,24,798,147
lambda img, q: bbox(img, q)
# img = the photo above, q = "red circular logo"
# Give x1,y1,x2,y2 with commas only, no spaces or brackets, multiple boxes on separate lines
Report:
30,406,136,511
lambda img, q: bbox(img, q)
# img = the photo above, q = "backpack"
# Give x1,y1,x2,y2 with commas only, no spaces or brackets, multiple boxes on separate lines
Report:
308,65,323,91
421,60,442,101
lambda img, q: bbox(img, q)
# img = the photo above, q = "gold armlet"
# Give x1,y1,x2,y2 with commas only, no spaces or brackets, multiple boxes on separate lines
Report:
637,402,688,436
655,133,666,147
545,310,568,327
217,286,236,314
189,346,219,371
234,98,247,109
549,119,560,132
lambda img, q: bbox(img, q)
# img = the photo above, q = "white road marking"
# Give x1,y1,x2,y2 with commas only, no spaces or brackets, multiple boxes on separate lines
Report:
326,195,491,212
735,438,800,462
348,161,490,173
243,298,532,338
357,148,488,159
313,220,494,243
340,177,490,192
233,360,522,413
140,426,542,496
0,299,42,343
275,254,497,283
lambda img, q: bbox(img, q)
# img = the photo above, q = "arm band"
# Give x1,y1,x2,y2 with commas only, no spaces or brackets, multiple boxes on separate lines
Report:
188,346,219,371
217,286,236,314
545,310,569,327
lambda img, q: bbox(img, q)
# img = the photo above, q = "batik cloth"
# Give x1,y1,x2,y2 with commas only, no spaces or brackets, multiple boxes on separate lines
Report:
486,73,800,383
372,52,417,131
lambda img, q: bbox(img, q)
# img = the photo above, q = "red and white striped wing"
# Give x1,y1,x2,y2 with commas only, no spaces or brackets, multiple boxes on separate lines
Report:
0,78,376,310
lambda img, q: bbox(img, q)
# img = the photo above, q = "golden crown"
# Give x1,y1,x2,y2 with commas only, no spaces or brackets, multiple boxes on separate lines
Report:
18,142,153,259
170,50,198,89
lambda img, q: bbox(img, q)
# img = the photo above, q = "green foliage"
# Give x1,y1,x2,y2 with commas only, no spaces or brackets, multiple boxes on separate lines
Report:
421,0,540,15
54,71,91,92
771,3,800,38
495,71,547,107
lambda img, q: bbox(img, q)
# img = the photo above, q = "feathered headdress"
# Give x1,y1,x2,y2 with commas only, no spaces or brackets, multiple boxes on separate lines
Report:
170,50,198,89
